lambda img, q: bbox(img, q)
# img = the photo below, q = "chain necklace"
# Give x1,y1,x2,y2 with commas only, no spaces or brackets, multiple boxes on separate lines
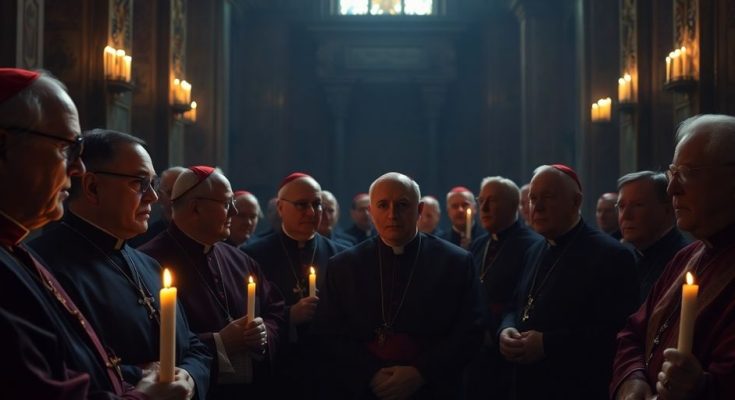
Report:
521,227,582,322
479,235,509,284
166,231,234,322
279,233,317,298
61,221,158,322
375,235,422,346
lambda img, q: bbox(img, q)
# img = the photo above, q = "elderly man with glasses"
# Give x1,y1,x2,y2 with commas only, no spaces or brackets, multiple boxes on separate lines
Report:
612,114,735,400
0,68,194,398
140,166,284,399
30,129,212,399
241,172,347,399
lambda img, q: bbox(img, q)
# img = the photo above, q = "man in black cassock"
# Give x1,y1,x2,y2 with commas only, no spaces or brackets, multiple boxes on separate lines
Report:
314,172,485,399
616,170,689,303
416,195,444,237
343,192,374,245
442,186,483,249
29,130,211,399
498,164,639,399
140,166,285,399
0,68,187,398
464,176,542,399
241,172,346,398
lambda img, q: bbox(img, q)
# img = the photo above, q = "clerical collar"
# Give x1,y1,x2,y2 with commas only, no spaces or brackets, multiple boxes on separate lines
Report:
66,211,125,250
703,222,735,250
546,218,583,248
0,209,30,247
488,219,521,243
169,223,213,254
379,231,419,255
281,225,315,248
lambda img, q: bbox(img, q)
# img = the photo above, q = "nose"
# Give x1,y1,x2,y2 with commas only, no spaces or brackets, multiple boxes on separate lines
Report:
666,175,682,197
228,203,238,216
143,185,159,203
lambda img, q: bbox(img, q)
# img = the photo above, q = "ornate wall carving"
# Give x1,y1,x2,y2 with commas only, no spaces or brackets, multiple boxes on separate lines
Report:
109,0,132,50
673,0,698,78
17,0,44,69
171,0,186,78
619,0,636,77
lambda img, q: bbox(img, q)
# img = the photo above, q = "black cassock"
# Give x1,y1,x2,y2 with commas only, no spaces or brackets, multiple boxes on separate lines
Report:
499,220,638,400
314,233,485,399
240,229,346,397
441,223,484,248
29,212,212,399
140,223,285,399
465,219,543,399
634,227,689,304
0,213,141,399
343,224,374,245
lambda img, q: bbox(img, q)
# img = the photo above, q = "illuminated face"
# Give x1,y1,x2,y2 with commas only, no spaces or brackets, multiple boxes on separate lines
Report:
478,182,517,234
666,132,735,239
91,143,158,239
278,179,322,240
446,191,476,230
529,170,580,239
318,194,338,236
1,83,85,230
229,194,260,245
370,179,420,246
618,179,672,249
195,176,237,244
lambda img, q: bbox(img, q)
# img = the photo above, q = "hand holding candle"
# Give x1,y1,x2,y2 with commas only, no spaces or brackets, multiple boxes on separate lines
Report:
247,276,256,324
678,271,698,353
159,268,177,382
309,266,317,298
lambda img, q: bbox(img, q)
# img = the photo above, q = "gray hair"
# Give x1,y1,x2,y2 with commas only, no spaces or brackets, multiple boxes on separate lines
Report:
676,114,735,163
420,195,440,212
0,71,69,129
480,176,521,207
617,171,670,203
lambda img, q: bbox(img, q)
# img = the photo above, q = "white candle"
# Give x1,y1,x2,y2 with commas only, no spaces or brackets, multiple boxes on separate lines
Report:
123,55,132,83
309,266,317,298
115,49,126,80
591,103,599,121
159,268,177,382
672,50,681,80
618,78,626,102
465,208,472,240
666,56,671,83
247,276,256,324
103,46,115,79
680,47,688,77
678,271,699,353
624,74,632,102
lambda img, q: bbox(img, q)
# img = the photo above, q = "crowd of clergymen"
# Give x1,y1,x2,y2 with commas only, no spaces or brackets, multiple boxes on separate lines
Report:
2,67,735,400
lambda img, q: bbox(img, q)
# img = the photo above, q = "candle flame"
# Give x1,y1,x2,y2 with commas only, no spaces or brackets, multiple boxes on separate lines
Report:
686,271,694,285
191,101,197,109
310,266,316,275
618,78,625,85
624,73,631,82
249,275,254,284
163,268,172,288
466,208,472,216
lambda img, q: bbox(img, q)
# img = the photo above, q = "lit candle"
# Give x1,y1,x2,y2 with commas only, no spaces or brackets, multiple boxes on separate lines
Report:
618,77,626,102
624,73,632,102
672,50,681,80
465,208,472,240
181,80,191,104
172,79,181,104
309,266,317,298
189,101,197,123
666,56,671,83
247,276,256,324
123,55,132,83
103,46,115,79
591,103,599,121
115,49,126,80
678,271,699,353
159,268,177,382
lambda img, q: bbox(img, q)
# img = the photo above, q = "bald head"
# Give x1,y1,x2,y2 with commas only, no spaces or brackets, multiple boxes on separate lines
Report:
277,175,322,242
478,176,520,233
417,195,441,234
369,172,422,246
529,165,583,239
171,169,236,245
318,190,340,236
596,192,619,234
158,166,186,222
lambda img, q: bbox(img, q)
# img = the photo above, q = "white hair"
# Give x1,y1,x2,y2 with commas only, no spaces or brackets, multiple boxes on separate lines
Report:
479,176,521,207
676,114,735,163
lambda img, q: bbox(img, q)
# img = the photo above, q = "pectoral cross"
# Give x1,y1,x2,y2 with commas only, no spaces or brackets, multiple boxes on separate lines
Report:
375,324,393,346
521,295,534,322
138,293,157,320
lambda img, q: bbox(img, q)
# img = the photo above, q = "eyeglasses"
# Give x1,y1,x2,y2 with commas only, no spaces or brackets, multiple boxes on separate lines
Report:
666,163,735,185
194,196,236,212
281,198,323,212
2,126,84,162
91,171,159,195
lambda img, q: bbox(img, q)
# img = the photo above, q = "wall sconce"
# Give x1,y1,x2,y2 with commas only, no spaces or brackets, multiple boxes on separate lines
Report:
182,101,197,124
170,78,192,113
591,97,612,122
617,73,635,103
103,46,133,93
664,46,696,92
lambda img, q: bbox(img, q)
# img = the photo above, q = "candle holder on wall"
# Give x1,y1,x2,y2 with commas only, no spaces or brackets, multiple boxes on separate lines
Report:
103,46,134,94
663,46,697,93
591,98,612,123
170,78,193,115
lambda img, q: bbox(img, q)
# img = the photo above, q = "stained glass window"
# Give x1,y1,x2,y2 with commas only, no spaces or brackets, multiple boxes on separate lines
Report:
339,0,434,15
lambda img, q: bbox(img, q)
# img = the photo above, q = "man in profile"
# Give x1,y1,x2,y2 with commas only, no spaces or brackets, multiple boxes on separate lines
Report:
596,192,621,239
417,195,444,236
